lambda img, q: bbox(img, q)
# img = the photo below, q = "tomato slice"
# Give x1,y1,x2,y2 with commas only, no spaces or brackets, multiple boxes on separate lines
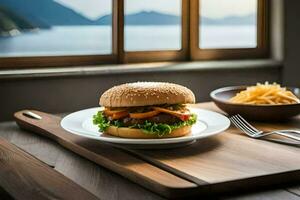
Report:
152,107,190,121
104,108,127,116
104,107,190,121
179,114,190,121
111,111,129,120
129,110,161,119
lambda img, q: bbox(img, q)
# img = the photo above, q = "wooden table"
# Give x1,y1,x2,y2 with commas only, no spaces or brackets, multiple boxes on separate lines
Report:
0,102,300,200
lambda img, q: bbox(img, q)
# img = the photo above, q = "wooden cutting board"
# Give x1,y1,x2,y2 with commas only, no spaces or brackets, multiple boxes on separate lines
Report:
14,103,300,199
0,138,99,200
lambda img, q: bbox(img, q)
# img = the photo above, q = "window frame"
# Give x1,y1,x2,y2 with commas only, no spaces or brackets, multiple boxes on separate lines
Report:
0,0,118,68
0,55,116,68
122,0,189,63
190,0,269,60
0,0,268,68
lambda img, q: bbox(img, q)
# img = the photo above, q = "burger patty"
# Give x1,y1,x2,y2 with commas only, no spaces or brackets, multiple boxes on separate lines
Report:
113,113,181,126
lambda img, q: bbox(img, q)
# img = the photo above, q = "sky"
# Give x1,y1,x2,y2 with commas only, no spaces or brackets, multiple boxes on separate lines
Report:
55,0,256,20
54,0,112,20
201,0,257,19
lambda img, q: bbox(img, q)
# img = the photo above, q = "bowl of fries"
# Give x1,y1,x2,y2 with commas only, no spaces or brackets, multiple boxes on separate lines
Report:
210,83,300,121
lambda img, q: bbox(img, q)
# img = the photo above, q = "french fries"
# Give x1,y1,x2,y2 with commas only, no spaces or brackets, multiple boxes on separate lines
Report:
230,82,300,105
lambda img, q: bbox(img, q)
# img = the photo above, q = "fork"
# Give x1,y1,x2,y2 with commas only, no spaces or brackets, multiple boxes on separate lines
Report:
230,114,300,142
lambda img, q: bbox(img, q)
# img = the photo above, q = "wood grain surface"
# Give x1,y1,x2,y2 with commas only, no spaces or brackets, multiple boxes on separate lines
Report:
14,110,196,199
0,138,99,200
0,121,166,200
12,102,300,199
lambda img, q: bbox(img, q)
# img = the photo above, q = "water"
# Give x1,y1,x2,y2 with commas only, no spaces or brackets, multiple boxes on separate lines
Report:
0,25,256,57
200,25,257,49
125,25,181,51
0,26,112,56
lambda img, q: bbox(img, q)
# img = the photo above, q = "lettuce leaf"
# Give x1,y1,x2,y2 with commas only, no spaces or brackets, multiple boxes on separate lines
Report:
93,111,197,137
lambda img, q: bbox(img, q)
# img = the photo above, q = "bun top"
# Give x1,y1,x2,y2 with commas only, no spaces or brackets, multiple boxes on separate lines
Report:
99,82,196,107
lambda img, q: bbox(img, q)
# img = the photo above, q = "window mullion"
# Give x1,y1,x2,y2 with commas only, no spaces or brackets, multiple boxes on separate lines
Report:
182,0,190,61
113,0,125,63
189,0,199,60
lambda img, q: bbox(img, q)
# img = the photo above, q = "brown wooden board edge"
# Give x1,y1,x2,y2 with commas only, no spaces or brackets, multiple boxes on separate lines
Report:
0,137,99,200
122,148,208,186
119,146,300,197
195,170,300,197
13,110,198,199
156,170,300,198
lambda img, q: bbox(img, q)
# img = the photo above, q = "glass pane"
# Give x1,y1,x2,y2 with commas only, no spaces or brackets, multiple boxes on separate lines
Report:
0,0,112,57
199,0,257,49
125,0,181,51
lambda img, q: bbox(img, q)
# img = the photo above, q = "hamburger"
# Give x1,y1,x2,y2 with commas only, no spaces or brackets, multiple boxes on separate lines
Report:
93,82,197,139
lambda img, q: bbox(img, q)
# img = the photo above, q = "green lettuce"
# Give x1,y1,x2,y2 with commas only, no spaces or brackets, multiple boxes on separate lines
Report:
93,111,197,137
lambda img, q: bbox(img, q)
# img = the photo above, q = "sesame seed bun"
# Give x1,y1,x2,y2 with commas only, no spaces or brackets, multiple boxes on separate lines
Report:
104,125,191,139
99,82,195,107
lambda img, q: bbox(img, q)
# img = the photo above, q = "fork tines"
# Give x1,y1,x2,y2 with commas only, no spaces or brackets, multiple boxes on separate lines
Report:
229,114,260,136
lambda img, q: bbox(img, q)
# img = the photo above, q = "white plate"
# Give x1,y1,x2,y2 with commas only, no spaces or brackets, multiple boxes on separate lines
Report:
61,107,230,145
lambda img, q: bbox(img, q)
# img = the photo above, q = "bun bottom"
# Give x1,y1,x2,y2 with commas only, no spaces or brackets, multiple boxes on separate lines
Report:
104,126,191,139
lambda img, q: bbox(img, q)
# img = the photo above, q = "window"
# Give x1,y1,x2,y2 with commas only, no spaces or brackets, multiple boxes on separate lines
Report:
0,0,115,67
0,0,112,56
0,0,268,68
190,0,268,60
199,0,257,49
124,0,181,51
122,0,188,63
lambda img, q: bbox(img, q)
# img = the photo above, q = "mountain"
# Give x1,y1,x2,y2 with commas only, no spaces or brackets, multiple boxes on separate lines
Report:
0,7,21,36
96,12,255,26
0,7,35,29
0,0,94,26
201,14,256,25
97,11,180,25
125,11,179,25
0,0,256,27
0,6,43,36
